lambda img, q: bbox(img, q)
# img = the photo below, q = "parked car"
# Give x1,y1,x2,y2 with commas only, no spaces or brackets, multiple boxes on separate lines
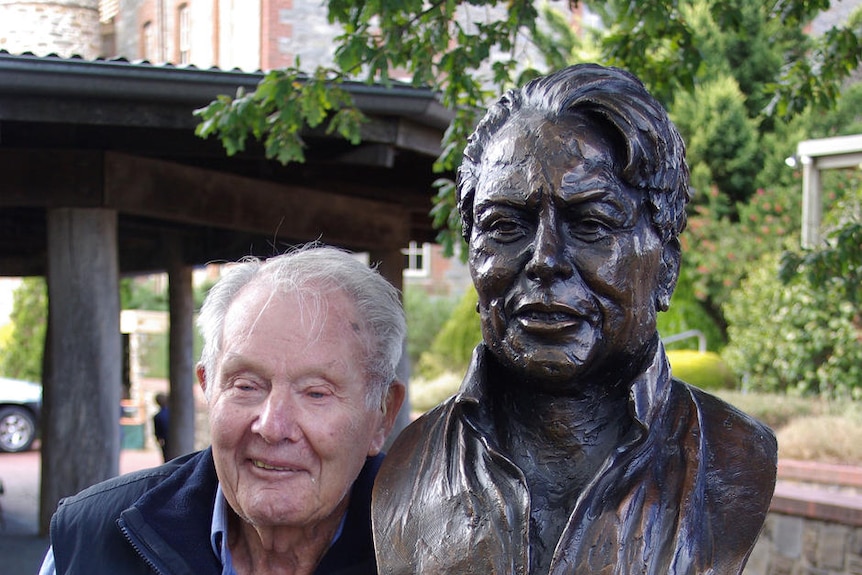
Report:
0,376,42,453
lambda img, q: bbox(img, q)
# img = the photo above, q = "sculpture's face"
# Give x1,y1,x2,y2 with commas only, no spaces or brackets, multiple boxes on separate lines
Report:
468,110,673,391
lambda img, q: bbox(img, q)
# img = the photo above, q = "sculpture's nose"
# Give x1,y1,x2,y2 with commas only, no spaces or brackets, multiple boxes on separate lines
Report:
525,210,573,284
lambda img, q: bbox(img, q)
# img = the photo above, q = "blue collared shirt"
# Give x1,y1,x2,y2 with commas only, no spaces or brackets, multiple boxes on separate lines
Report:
211,485,237,575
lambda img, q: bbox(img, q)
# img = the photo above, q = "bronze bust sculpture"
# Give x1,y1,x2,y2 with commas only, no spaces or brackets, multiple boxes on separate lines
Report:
372,64,778,574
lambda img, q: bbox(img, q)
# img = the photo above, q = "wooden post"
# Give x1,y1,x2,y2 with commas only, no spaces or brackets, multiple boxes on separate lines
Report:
166,238,196,459
369,248,411,446
40,208,121,535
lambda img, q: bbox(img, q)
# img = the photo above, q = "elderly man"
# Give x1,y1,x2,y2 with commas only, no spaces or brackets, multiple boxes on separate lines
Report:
372,64,777,574
41,245,406,575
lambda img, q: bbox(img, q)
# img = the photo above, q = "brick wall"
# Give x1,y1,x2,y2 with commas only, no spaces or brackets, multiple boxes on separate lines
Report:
0,0,101,58
260,0,293,71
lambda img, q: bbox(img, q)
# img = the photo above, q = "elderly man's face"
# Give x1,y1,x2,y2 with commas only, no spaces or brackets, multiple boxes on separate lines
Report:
199,282,398,534
469,110,674,391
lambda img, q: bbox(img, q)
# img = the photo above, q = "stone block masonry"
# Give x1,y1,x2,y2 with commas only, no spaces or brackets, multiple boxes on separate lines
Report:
0,0,100,59
746,461,862,574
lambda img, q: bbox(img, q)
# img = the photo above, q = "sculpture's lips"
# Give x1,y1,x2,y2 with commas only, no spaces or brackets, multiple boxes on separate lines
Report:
513,303,590,333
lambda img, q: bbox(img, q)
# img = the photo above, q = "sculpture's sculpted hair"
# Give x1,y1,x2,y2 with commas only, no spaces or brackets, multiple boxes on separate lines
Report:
197,244,406,406
457,63,692,245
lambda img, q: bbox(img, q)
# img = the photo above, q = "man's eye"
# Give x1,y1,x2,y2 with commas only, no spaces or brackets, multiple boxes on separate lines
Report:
303,387,333,400
234,379,258,392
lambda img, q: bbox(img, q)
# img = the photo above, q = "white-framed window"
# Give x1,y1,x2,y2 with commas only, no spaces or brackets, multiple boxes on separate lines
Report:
178,4,191,64
402,241,431,278
99,0,119,23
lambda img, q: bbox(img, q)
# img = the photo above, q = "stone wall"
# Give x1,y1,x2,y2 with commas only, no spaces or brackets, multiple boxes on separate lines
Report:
746,461,862,575
0,0,100,58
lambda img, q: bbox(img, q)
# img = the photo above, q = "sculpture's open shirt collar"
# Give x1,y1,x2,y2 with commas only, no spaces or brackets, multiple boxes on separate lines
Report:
452,339,673,449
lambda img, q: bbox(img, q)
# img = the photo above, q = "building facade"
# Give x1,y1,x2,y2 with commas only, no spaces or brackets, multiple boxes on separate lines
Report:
104,0,341,71
0,0,101,59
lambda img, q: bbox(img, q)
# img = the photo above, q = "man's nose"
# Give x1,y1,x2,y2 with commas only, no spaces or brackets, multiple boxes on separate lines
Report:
525,217,574,283
253,391,302,444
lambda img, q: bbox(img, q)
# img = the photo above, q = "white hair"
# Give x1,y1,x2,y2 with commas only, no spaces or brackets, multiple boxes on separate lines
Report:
197,244,406,406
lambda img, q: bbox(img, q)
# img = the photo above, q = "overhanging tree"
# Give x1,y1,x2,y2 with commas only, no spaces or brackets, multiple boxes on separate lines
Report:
195,0,861,252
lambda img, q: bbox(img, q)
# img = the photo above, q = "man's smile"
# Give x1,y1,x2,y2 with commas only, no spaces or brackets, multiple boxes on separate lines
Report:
251,458,305,473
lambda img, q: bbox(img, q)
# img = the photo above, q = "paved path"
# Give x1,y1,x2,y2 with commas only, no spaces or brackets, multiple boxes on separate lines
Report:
0,444,161,575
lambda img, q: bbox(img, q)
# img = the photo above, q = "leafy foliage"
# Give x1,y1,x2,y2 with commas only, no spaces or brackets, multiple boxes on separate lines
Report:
679,75,861,336
403,288,459,365
120,276,168,311
0,278,47,382
722,251,862,398
196,1,861,254
529,2,600,70
681,184,801,329
195,66,364,165
416,286,481,379
657,267,726,351
672,75,763,205
781,222,862,306
779,172,861,318
766,4,862,119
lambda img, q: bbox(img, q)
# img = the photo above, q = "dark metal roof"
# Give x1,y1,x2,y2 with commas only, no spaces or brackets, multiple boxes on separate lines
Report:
0,51,452,130
0,51,455,276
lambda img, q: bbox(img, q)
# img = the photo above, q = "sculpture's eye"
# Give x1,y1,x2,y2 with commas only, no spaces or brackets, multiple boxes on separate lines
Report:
488,217,528,243
568,217,613,242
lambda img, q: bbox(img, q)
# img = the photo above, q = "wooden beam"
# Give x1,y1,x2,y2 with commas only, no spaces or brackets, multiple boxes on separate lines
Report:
0,149,104,207
103,152,410,250
359,117,444,157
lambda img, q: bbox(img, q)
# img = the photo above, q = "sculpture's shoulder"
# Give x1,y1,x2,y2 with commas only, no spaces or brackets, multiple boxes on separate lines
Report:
377,397,456,494
677,380,778,515
683,382,777,462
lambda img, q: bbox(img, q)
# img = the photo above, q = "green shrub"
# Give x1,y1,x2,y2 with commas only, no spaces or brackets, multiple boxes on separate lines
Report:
672,75,762,206
667,350,736,391
0,277,47,382
418,287,482,379
722,251,862,398
658,267,726,351
403,288,458,365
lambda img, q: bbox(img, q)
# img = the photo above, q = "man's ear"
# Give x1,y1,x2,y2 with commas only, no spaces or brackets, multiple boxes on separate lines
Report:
656,238,681,312
196,364,208,397
368,381,406,457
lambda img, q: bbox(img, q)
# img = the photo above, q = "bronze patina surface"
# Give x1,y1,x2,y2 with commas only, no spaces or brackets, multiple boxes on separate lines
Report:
372,64,778,575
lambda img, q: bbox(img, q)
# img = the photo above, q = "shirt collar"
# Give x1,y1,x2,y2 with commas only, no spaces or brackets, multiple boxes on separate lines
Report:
209,483,348,573
210,484,235,575
455,339,673,436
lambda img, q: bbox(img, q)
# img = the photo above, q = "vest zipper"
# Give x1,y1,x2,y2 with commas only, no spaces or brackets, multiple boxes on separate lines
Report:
119,518,169,575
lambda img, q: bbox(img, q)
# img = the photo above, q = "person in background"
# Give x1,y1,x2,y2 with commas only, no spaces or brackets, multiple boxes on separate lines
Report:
153,392,170,462
40,244,406,575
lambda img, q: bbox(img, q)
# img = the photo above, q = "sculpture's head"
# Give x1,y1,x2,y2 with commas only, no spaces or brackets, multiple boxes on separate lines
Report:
457,64,691,391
